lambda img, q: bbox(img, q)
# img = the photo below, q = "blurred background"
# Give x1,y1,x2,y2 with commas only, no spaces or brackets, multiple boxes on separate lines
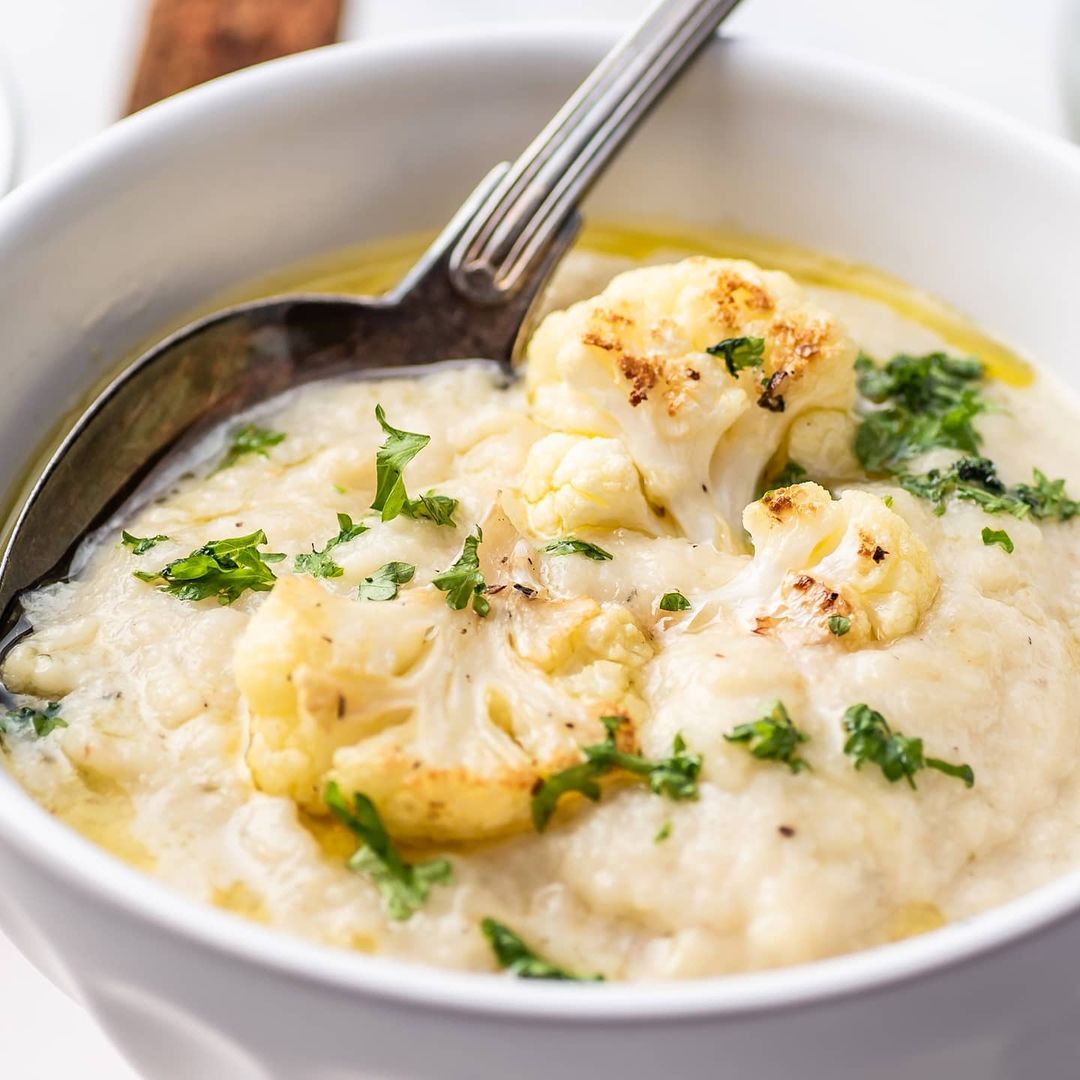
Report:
0,0,1074,1076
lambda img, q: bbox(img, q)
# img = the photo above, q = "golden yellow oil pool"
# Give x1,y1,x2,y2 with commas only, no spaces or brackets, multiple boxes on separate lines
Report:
235,221,1032,387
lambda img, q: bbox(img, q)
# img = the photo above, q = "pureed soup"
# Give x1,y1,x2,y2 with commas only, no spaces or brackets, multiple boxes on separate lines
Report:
2,227,1078,982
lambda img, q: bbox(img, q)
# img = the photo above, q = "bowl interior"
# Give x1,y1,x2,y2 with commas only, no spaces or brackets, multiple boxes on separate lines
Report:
2,28,1080,1018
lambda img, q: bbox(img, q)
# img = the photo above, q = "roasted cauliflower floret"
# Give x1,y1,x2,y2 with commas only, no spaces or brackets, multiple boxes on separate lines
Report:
782,408,861,484
709,482,938,645
235,569,652,843
518,432,665,538
525,257,857,548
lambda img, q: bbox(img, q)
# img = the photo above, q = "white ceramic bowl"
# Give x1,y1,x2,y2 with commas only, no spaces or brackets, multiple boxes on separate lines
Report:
3,29,1080,1080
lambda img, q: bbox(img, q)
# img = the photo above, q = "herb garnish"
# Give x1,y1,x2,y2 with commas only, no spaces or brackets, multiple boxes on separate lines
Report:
433,527,489,615
369,405,457,525
0,702,66,740
324,782,451,920
981,527,1014,553
370,405,428,520
724,701,810,773
401,491,458,527
531,716,701,832
842,704,974,789
897,457,1079,522
480,918,602,981
217,424,286,471
707,335,765,377
121,530,169,555
654,821,672,843
294,514,369,579
827,615,851,637
358,561,416,601
853,352,1080,521
134,530,284,604
659,590,691,612
854,352,986,474
541,538,614,562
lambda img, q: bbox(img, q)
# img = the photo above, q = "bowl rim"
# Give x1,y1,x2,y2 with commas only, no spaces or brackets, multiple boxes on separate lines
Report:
3,25,1080,1023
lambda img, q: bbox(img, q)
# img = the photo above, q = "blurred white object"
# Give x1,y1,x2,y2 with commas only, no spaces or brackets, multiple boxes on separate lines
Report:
0,55,16,192
1061,0,1080,138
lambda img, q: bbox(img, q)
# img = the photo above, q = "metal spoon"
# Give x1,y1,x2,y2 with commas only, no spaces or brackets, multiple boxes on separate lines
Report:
0,0,743,641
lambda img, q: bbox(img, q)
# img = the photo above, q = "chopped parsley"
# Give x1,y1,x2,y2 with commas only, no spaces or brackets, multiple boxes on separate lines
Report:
358,561,416,601
724,701,810,773
432,527,489,615
294,514,369,579
1012,469,1080,521
368,405,457,525
654,821,672,843
852,352,1080,522
827,614,851,637
531,716,701,832
134,530,284,604
897,457,1079,522
401,491,458,527
480,917,602,981
707,335,765,377
216,424,286,471
842,704,974,789
762,460,808,495
981,526,1014,553
854,351,987,474
324,782,451,920
658,590,691,612
541,538,613,562
0,701,66,740
121,530,169,555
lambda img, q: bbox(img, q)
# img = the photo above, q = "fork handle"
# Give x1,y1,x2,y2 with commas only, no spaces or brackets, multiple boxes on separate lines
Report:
448,0,745,305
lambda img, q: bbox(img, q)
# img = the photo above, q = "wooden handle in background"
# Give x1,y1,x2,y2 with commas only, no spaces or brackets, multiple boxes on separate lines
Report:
126,0,346,114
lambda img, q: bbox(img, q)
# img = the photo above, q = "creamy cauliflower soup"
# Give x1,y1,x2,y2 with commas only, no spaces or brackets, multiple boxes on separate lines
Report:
3,230,1078,982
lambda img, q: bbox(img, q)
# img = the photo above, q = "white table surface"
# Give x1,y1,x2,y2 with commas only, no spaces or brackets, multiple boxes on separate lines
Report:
0,0,1071,1076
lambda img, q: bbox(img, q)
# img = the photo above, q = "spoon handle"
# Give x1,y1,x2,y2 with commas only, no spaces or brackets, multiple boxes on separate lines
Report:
448,0,744,304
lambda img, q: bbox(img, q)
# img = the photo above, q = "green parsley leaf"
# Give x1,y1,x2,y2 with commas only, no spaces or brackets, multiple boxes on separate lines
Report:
432,527,489,615
134,530,284,605
295,514,369,579
121,530,169,555
981,526,1014,553
1012,469,1080,521
897,457,1079,522
0,701,67,740
724,701,810,773
531,717,701,832
654,821,672,843
541,538,613,562
324,782,451,921
480,917,602,981
854,352,986,474
761,460,809,496
401,491,458,527
707,336,765,377
370,405,430,522
827,614,851,637
659,590,691,612
841,703,974,790
217,424,285,471
358,561,416,601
